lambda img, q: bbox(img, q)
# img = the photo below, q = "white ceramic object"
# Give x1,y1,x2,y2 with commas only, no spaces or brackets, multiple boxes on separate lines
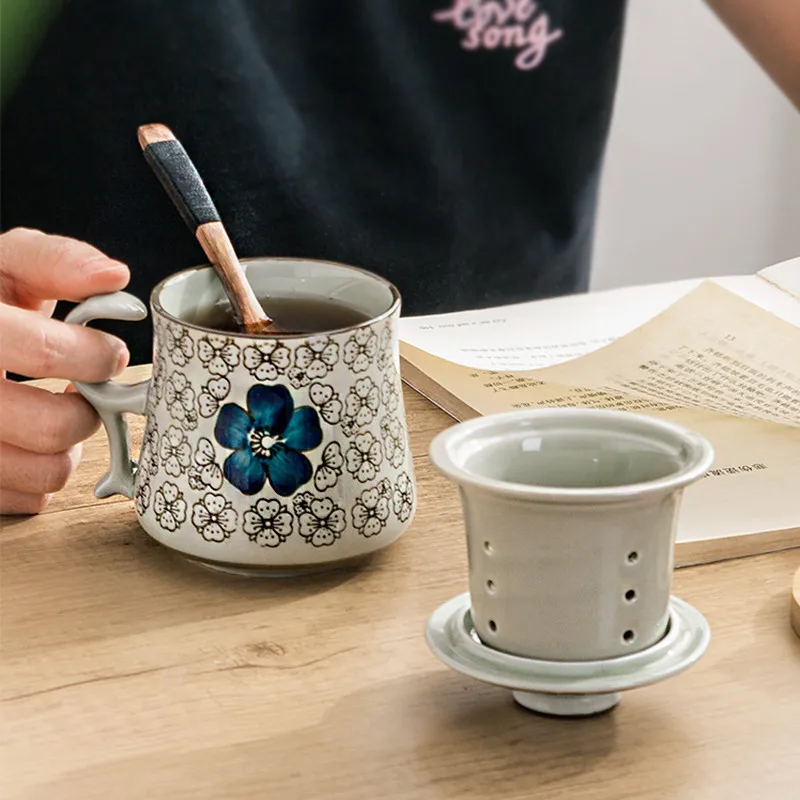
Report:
67,258,416,574
426,592,711,716
429,409,713,660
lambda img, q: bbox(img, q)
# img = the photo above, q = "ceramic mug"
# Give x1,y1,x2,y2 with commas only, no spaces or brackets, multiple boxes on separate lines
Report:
429,408,713,660
66,258,416,575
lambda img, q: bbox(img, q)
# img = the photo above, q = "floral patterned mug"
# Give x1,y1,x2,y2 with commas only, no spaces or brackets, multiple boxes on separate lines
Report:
66,258,416,575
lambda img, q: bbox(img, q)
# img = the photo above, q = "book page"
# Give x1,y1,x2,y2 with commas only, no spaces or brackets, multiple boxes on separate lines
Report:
758,255,800,301
399,273,800,371
400,280,700,370
400,278,800,563
667,409,800,548
540,282,800,428
399,344,800,563
403,282,800,427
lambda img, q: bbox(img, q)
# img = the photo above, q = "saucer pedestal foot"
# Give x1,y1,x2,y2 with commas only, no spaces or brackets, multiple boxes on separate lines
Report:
170,547,374,579
512,690,621,717
183,557,328,579
425,592,711,719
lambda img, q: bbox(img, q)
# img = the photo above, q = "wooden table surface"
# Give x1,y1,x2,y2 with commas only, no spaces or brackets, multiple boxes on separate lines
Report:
2,366,799,800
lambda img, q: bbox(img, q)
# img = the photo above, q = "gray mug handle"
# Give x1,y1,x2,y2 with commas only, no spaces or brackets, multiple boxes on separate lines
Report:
65,292,151,499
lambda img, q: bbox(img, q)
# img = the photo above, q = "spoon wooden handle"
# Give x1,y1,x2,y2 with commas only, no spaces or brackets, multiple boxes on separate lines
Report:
137,123,275,335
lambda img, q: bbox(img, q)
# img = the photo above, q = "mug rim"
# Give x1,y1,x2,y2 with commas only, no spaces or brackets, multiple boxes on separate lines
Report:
149,256,402,340
429,408,715,504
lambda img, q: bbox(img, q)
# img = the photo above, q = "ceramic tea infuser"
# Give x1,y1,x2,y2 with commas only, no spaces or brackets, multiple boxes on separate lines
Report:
426,408,715,716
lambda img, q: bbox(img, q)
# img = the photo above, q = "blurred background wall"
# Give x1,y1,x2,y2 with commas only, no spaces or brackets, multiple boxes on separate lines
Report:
591,0,800,290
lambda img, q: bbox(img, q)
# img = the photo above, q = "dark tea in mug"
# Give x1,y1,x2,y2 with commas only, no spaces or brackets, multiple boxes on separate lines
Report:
185,296,370,334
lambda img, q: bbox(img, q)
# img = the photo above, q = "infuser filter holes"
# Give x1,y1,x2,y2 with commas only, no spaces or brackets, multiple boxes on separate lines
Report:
486,579,496,594
624,589,637,603
626,551,639,564
488,620,498,632
623,629,636,644
483,540,494,555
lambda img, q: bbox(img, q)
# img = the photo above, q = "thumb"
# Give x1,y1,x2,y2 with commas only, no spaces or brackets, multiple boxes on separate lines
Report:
0,228,130,309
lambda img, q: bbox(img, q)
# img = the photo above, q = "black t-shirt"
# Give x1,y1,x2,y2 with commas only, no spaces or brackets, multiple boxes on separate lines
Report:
1,0,628,365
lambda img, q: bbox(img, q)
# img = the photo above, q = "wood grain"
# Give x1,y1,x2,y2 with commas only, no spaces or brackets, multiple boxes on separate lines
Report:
136,122,174,147
2,366,799,800
194,221,275,334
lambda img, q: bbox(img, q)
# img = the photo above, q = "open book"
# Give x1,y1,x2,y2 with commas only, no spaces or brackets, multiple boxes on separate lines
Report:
399,257,800,567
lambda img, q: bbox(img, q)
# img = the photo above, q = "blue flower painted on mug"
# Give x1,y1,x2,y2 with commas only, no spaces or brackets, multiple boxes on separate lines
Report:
214,385,322,496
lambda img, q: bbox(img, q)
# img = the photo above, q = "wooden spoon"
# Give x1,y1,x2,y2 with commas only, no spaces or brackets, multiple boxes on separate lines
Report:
137,123,276,335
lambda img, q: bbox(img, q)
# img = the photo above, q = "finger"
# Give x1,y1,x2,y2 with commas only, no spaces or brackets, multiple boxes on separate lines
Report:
0,441,81,494
0,227,129,309
0,304,129,381
0,380,100,453
0,489,53,516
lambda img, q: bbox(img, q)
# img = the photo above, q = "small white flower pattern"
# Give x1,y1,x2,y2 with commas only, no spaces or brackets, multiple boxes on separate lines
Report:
198,336,241,377
188,437,224,491
243,498,294,547
345,431,383,483
392,471,414,523
314,441,344,491
380,415,406,470
381,371,400,414
198,377,231,418
160,425,192,477
343,328,378,373
352,483,391,537
308,382,343,425
153,482,187,532
344,376,380,429
341,416,360,438
294,492,346,547
152,352,167,403
287,367,311,390
165,372,198,430
291,337,339,382
243,340,291,382
166,324,195,367
191,492,238,543
376,323,393,371
135,474,151,515
139,420,160,477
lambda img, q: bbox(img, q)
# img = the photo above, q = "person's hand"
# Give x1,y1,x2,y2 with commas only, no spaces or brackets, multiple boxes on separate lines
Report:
0,228,131,514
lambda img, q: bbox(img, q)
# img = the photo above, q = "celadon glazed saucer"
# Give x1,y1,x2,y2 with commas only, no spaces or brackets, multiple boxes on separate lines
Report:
425,593,711,717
